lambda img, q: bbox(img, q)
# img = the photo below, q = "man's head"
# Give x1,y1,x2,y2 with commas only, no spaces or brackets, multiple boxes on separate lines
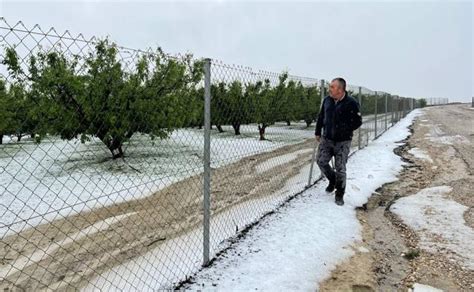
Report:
329,78,346,100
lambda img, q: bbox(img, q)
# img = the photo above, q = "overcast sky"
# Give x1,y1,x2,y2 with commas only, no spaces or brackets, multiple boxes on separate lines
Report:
1,0,472,102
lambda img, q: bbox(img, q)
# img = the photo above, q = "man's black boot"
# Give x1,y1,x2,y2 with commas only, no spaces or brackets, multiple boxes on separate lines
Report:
325,181,335,193
335,190,345,206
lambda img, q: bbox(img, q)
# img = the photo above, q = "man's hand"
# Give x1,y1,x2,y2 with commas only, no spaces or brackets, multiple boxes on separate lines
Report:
315,135,321,143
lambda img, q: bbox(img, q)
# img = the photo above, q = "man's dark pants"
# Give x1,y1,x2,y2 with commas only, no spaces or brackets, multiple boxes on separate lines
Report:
316,137,352,193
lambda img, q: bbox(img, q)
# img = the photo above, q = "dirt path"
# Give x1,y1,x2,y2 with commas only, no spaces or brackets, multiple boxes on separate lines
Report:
320,104,474,291
1,138,318,290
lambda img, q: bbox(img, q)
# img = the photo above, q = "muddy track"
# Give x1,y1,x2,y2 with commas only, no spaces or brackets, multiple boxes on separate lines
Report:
1,138,316,290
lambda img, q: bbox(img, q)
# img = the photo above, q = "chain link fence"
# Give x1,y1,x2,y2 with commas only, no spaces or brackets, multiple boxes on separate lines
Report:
0,18,419,290
426,97,449,105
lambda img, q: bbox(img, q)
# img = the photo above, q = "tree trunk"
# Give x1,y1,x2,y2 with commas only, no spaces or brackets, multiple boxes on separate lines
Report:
216,125,224,133
17,133,22,142
232,123,241,135
286,121,291,126
0,134,3,145
125,131,135,140
110,146,124,159
107,142,124,159
258,124,266,141
305,120,312,127
97,131,125,160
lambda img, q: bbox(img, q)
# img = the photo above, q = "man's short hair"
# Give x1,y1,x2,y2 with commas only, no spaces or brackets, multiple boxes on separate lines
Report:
332,77,346,91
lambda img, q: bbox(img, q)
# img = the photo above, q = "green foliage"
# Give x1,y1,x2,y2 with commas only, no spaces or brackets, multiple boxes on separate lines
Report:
1,49,38,142
209,80,253,135
210,82,227,132
254,74,287,137
360,94,377,116
0,79,12,144
3,40,203,158
403,249,420,260
4,40,419,156
419,98,427,108
183,86,204,128
299,84,321,127
279,79,299,125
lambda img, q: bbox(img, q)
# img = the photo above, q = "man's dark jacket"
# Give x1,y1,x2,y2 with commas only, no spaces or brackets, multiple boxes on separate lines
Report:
315,93,362,142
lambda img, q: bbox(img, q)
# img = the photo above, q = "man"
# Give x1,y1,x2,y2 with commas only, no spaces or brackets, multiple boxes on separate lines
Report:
315,78,362,206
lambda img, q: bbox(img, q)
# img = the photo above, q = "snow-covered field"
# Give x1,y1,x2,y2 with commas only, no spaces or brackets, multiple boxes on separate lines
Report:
81,110,420,290
0,122,316,237
83,150,318,291
2,113,392,239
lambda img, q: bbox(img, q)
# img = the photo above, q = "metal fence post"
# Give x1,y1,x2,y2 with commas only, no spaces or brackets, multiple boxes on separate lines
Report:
358,86,362,149
391,95,394,126
374,91,378,138
403,98,408,117
401,97,404,118
403,97,405,118
406,98,408,117
307,144,317,188
203,58,211,266
406,98,408,116
403,98,406,117
396,96,399,122
394,96,397,122
384,94,388,132
399,96,402,121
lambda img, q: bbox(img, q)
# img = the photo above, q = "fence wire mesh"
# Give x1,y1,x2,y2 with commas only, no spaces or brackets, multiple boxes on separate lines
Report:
206,60,321,260
0,18,206,291
426,97,449,105
0,18,419,290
